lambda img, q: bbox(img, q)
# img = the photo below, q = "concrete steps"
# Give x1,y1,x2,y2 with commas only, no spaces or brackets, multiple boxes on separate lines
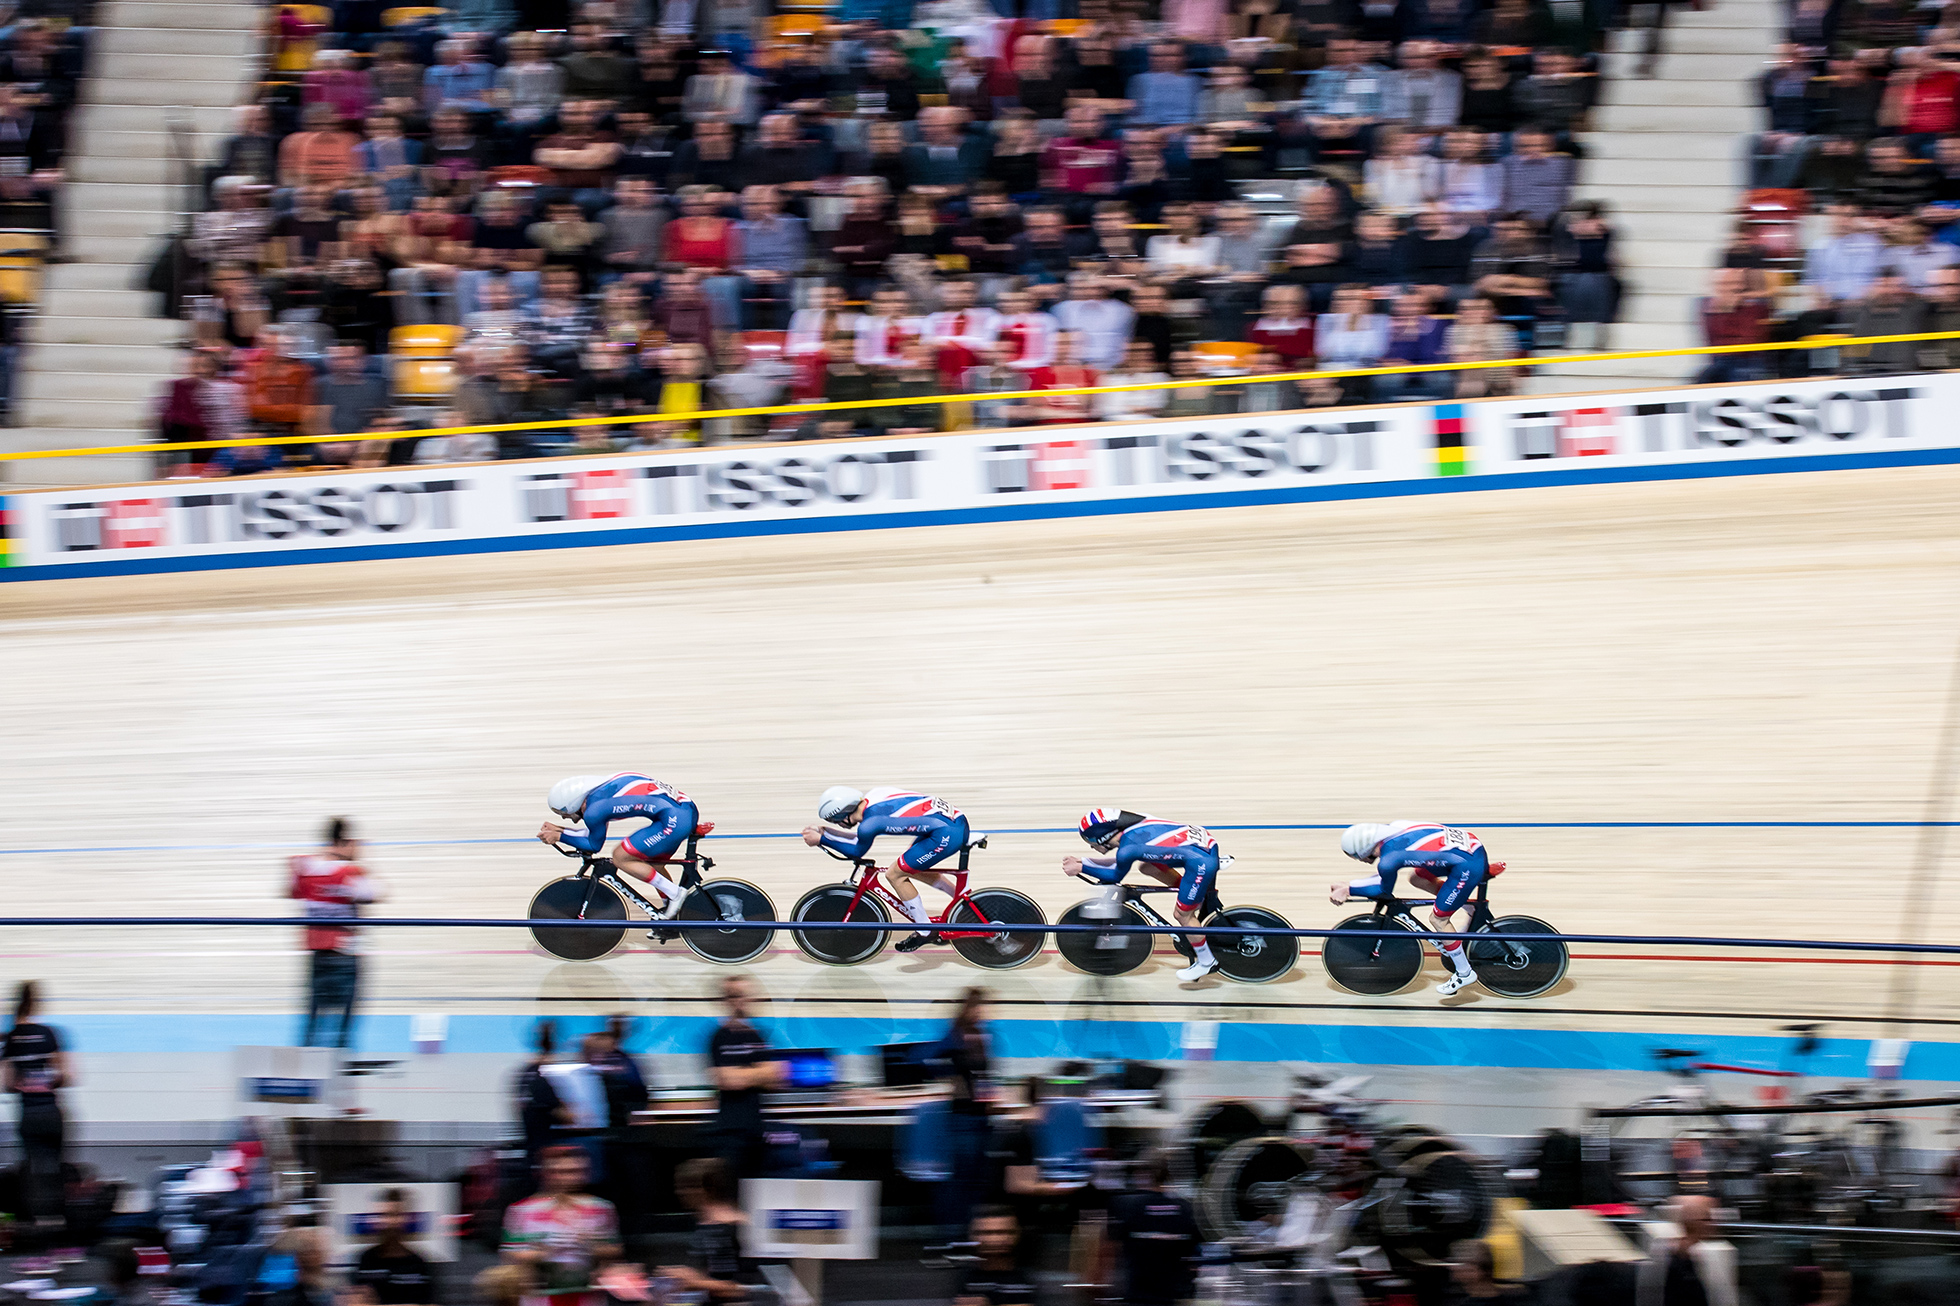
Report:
96,27,259,57
80,79,246,108
27,313,183,347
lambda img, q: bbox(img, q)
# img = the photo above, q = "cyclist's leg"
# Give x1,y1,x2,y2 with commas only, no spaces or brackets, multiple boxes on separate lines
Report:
885,820,965,931
1428,851,1487,981
614,804,697,906
1175,850,1221,966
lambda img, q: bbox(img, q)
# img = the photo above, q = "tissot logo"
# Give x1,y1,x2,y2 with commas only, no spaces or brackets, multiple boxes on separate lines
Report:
638,449,927,515
984,420,1384,493
1509,388,1920,460
52,481,467,551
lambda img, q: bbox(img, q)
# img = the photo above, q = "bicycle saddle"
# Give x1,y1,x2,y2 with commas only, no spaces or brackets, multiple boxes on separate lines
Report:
1654,1048,1704,1061
965,832,989,849
695,821,716,836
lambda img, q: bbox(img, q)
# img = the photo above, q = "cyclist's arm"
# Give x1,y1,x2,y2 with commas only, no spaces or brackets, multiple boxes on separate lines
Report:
818,814,883,860
558,802,616,854
1347,847,1399,899
1079,853,1119,877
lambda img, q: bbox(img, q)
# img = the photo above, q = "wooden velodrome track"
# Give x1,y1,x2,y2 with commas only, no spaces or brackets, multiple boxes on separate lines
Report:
4,464,1960,1062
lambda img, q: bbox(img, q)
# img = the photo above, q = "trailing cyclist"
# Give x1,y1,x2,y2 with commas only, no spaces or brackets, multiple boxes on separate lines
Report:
1333,821,1490,997
803,787,971,953
540,774,698,924
1063,808,1235,985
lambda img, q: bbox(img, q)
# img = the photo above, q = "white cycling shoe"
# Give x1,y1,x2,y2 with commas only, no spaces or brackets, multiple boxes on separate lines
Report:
1436,970,1479,997
660,893,688,920
1176,958,1220,984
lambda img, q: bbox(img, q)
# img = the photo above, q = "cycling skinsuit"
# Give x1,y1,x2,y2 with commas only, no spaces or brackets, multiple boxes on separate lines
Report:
1076,817,1223,913
1351,822,1488,914
559,774,699,863
818,788,970,874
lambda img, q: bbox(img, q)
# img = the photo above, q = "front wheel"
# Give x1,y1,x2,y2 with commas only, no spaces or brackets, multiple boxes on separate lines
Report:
1469,915,1568,997
529,877,628,961
1056,899,1154,976
680,879,776,964
1209,906,1299,983
791,884,890,965
1322,913,1422,994
948,888,1047,970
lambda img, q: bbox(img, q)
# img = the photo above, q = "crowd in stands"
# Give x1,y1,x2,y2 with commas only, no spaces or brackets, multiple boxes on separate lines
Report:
1721,20,1960,381
156,0,1639,471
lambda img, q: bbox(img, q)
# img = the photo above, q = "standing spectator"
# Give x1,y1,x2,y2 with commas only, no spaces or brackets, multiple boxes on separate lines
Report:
708,975,781,1181
3,983,70,1250
502,1148,621,1306
1554,202,1620,351
952,1207,1035,1306
1105,1152,1200,1306
1635,1195,1739,1306
1696,267,1773,383
354,1190,437,1306
516,1021,569,1175
936,987,995,1233
289,817,381,1050
1499,129,1575,227
1848,270,1928,374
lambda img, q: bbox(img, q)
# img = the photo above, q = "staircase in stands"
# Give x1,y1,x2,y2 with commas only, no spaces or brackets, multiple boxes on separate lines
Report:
0,0,258,488
1528,0,1780,395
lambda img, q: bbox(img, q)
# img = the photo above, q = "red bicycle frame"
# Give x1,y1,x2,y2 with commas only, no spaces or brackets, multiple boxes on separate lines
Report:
826,842,998,938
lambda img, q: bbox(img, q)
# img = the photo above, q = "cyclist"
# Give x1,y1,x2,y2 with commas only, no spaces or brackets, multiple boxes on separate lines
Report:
539,774,698,922
1332,821,1488,997
1062,808,1232,985
802,787,969,953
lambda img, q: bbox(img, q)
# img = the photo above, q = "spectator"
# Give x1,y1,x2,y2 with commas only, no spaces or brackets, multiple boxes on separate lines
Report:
1247,284,1316,366
1380,292,1452,398
1401,205,1480,297
732,184,806,329
1296,37,1388,160
1858,138,1936,216
1106,1152,1200,1306
1848,270,1928,374
1127,41,1201,127
659,1158,761,1304
1919,265,1960,368
424,38,497,115
1042,105,1124,207
1881,216,1958,290
515,1022,569,1173
1024,330,1100,423
1146,201,1223,289
157,349,248,468
937,987,996,1234
1635,1195,1739,1306
708,975,781,1181
1317,283,1391,378
1443,295,1522,397
1458,53,1520,136
1516,48,1595,140
1750,44,1821,189
2,982,70,1250
289,816,381,1049
1051,271,1134,370
214,103,278,186
278,103,360,189
905,106,986,200
1470,214,1553,330
964,341,1030,428
502,1147,620,1306
1804,202,1885,305
496,33,565,129
1438,128,1502,221
873,340,947,433
534,100,622,208
1696,267,1772,384
683,49,760,127
306,48,373,124
354,1190,437,1306
1499,128,1575,227
1386,41,1463,136
1367,127,1442,214
952,1207,1035,1306
1554,201,1620,350
597,175,665,283
1098,339,1171,420
559,21,634,102
993,287,1059,371
1443,1239,1530,1304
311,343,391,457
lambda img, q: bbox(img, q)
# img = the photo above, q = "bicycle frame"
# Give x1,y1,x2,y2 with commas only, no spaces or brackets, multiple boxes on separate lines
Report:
821,841,997,938
553,831,713,919
1358,878,1496,933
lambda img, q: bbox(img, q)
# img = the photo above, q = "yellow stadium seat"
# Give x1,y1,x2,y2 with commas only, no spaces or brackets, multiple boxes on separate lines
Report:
1193,341,1260,372
0,230,47,305
393,356,456,399
770,13,824,37
1045,18,1090,34
382,5,446,23
390,324,466,357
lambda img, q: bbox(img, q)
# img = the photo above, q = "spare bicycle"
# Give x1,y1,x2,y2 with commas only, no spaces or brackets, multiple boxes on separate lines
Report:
790,838,1047,969
1321,873,1565,997
528,823,775,964
1055,878,1298,983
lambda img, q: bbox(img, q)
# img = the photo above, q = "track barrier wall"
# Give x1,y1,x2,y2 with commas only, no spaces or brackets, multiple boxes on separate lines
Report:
2,369,1952,580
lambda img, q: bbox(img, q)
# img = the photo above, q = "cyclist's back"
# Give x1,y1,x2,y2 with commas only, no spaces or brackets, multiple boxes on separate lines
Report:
817,788,966,861
557,774,694,854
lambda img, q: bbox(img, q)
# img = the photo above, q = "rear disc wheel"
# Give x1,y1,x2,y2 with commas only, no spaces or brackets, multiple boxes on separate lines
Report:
948,888,1047,969
529,877,628,961
680,879,776,964
1469,915,1567,997
1209,905,1298,983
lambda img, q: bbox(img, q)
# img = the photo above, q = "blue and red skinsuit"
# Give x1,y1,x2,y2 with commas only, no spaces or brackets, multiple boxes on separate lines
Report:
1076,817,1223,912
560,774,699,862
818,788,970,874
1351,822,1488,913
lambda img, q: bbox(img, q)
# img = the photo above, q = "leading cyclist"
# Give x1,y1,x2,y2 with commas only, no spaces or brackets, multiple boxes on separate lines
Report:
1332,821,1489,996
1063,808,1234,985
803,786,971,953
539,774,699,922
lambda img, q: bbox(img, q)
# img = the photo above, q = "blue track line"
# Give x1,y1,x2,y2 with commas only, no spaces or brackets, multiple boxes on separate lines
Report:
0,820,1954,856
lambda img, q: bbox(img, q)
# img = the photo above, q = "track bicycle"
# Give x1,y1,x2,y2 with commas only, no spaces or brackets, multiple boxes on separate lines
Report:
1321,873,1566,998
528,823,775,964
790,838,1047,969
1055,877,1298,983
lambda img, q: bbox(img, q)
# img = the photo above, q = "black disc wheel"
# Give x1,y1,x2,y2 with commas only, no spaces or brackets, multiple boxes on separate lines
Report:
1200,1137,1316,1241
1322,913,1423,994
1209,905,1299,983
679,879,776,964
529,877,628,961
1172,1100,1271,1191
790,884,890,965
1056,900,1154,976
1469,915,1568,997
948,888,1047,969
1378,1148,1493,1265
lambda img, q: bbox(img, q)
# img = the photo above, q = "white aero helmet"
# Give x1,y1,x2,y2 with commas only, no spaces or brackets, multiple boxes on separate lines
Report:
548,775,610,820
817,785,866,824
1340,823,1392,862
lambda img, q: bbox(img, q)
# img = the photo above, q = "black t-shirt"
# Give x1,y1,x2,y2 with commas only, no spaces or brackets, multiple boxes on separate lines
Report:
1664,1249,1709,1306
515,1061,561,1150
354,1244,435,1305
2,1022,61,1095
954,1260,1037,1306
709,1020,773,1135
689,1220,756,1283
1106,1190,1199,1306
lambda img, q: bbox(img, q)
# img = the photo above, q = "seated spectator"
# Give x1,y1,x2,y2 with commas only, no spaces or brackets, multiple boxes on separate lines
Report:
460,191,545,316
525,265,596,375
873,340,946,434
851,46,921,124
192,178,275,271
1247,284,1316,366
993,287,1059,372
905,106,985,201
1400,205,1479,299
1474,0,1554,49
426,108,493,186
1226,350,1301,415
1848,269,1927,374
1386,40,1463,137
1803,202,1883,305
1097,340,1171,421
357,113,424,213
1443,295,1522,397
1145,202,1224,291
369,42,426,108
496,31,565,130
1880,216,1958,290
1279,184,1353,249
599,175,665,284
241,327,318,438
1128,41,1201,128
788,282,860,359
1696,267,1773,384
424,38,497,115
156,349,247,470
651,268,722,349
1126,282,1179,367
560,21,634,103
1051,271,1135,371
1857,138,1936,216
963,341,1030,429
1516,48,1594,140
529,200,605,281
1274,242,1354,313
278,103,360,189
1162,350,1223,418
1437,128,1502,222
1041,106,1124,211
670,120,745,192
214,104,279,187
705,339,791,438
1023,330,1099,424
742,112,829,197
1471,214,1553,329
984,114,1044,205
856,285,923,369
733,184,806,330
1458,53,1520,137
1380,293,1452,398
1198,61,1266,135
1366,127,1442,215
1316,283,1391,378
640,342,711,445
829,179,898,299
534,99,622,209
305,49,373,125
1349,212,1406,289
1499,128,1574,227
683,49,761,127
1293,37,1388,161
1750,44,1820,190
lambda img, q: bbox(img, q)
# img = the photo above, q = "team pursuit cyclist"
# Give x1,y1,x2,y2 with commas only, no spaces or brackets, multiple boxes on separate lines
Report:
804,786,972,953
1063,808,1235,985
539,774,699,927
1332,820,1491,996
